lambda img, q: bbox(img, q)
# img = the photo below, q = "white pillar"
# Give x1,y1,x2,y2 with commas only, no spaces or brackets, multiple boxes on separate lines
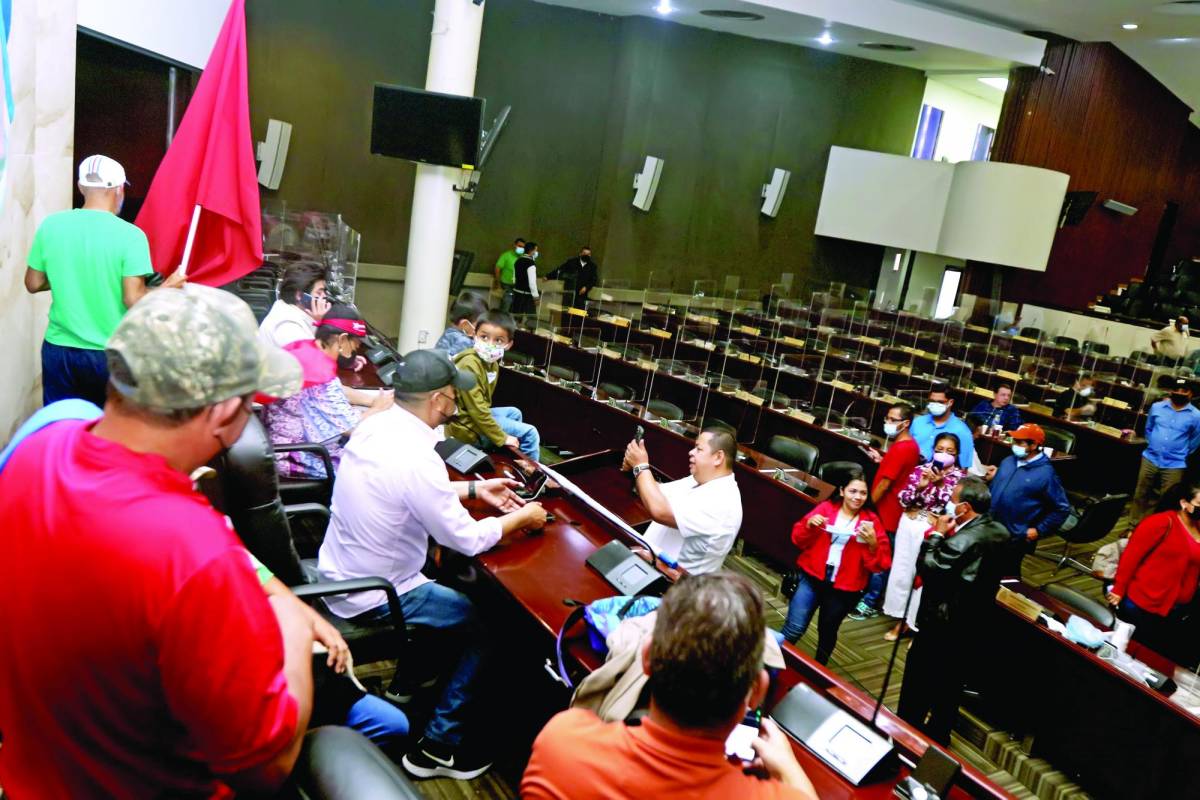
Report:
397,0,484,352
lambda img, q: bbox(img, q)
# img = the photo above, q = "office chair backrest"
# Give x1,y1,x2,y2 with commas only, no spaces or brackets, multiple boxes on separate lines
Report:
1019,327,1043,340
1061,493,1129,546
598,382,634,401
1082,340,1110,355
1053,336,1079,351
506,351,535,366
1041,425,1077,455
765,435,819,473
817,460,864,487
646,399,685,421
1043,583,1115,629
216,415,307,586
547,365,580,382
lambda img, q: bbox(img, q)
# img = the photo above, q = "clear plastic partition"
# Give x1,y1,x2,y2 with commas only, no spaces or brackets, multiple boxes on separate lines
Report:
593,341,655,412
261,204,361,303
543,324,595,390
648,357,711,432
876,311,921,385
591,279,633,353
639,272,677,353
826,369,885,446
713,340,773,442
765,282,792,322
678,281,722,356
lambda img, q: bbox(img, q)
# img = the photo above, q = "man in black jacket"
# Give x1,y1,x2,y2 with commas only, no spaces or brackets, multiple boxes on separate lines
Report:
547,246,598,309
897,477,1010,744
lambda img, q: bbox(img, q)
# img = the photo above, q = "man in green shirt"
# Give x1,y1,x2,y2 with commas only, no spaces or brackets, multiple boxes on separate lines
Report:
24,155,184,406
494,237,525,313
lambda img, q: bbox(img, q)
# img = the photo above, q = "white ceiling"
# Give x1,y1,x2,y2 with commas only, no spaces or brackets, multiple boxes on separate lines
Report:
914,1,1200,120
533,0,1200,121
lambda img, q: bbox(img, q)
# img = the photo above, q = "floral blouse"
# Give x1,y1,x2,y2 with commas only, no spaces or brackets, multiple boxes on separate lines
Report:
262,377,360,478
896,463,966,513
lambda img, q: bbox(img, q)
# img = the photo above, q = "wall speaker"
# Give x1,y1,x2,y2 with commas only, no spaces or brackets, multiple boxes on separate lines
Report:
1102,199,1138,216
761,167,791,218
632,155,663,211
257,119,292,190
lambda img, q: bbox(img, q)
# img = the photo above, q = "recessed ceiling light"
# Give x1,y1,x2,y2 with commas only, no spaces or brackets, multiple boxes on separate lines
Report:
1122,22,1139,30
978,77,1009,91
655,0,674,15
699,9,765,20
816,31,835,46
858,42,915,52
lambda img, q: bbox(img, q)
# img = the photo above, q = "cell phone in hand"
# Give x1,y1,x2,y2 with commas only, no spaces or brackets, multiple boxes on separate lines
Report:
300,292,315,310
635,424,645,444
724,708,762,762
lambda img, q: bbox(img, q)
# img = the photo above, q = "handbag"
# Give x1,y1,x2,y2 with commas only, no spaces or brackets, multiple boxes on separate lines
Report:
555,595,661,689
781,571,801,600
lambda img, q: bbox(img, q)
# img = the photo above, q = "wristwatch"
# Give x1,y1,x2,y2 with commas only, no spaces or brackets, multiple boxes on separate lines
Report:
631,463,651,478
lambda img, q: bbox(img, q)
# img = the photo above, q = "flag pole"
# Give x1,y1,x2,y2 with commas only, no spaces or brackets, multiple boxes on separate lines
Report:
178,204,202,277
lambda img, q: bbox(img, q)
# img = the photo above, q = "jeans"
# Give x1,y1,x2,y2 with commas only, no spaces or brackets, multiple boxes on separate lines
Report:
499,285,514,313
354,581,483,747
490,406,541,461
345,693,409,748
42,340,109,407
780,567,861,664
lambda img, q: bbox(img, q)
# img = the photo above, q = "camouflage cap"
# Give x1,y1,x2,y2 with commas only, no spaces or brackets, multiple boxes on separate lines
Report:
106,284,302,410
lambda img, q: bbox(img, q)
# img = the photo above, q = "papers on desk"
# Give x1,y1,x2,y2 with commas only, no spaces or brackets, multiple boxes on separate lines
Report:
537,462,646,546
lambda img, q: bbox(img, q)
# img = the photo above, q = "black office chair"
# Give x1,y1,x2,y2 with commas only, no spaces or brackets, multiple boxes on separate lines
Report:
1040,425,1077,455
506,351,535,366
817,460,864,487
1042,583,1115,629
288,726,423,800
810,406,847,426
1082,340,1110,355
598,382,635,401
547,365,581,383
1034,493,1130,582
701,416,737,435
209,416,412,669
764,436,819,473
1019,327,1043,340
646,399,685,421
276,441,337,510
751,387,791,408
1053,336,1080,351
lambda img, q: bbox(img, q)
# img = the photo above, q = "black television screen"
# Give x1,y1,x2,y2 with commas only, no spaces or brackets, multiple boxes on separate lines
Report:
370,84,484,169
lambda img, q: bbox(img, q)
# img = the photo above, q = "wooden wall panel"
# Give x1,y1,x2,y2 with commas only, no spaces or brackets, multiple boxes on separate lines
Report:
989,39,1197,310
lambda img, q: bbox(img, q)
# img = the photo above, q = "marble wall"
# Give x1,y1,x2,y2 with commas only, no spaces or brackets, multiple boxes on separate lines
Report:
0,0,76,439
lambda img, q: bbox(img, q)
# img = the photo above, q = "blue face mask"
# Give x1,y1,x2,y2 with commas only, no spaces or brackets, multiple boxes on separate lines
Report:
1011,445,1028,459
515,246,525,255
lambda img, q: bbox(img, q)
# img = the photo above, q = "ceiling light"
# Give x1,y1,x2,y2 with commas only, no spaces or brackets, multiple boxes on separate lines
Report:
699,9,764,20
1122,22,1139,30
978,77,1009,91
655,0,674,15
816,31,835,46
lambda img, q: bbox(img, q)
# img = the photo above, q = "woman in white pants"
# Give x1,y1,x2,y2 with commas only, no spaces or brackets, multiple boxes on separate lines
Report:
883,432,966,641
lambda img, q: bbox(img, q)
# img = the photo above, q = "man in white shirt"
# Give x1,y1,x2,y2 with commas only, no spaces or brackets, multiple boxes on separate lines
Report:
317,349,546,781
622,427,743,575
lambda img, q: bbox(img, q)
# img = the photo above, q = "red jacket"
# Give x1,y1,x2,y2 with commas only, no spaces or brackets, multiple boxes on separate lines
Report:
1114,511,1200,616
791,500,892,592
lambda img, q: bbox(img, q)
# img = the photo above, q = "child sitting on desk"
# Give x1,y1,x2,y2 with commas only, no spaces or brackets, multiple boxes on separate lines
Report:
445,310,542,461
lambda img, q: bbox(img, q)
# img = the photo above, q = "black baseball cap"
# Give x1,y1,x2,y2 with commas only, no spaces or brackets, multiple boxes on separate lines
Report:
391,349,476,393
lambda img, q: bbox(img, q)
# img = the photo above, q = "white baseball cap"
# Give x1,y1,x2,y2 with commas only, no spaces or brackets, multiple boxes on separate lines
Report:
77,155,128,189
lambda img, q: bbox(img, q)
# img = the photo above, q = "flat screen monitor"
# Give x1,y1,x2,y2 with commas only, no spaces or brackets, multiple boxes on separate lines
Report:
370,84,484,169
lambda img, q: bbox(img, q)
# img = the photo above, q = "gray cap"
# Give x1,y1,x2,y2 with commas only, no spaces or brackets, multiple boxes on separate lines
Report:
392,348,476,393
107,284,303,409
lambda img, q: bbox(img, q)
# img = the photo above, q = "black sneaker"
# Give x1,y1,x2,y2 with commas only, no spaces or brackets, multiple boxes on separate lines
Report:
383,675,440,705
402,737,492,780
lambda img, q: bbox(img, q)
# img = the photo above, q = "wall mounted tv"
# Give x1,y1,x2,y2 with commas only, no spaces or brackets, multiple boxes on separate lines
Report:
370,84,484,169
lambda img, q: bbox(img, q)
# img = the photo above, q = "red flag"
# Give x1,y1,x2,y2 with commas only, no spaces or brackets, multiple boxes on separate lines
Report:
135,0,262,286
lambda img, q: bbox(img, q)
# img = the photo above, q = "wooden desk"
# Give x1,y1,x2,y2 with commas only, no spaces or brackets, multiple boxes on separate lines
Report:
453,449,1012,799
975,580,1200,799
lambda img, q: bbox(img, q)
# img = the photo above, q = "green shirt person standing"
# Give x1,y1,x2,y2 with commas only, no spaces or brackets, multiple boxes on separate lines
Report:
494,237,525,313
24,155,184,406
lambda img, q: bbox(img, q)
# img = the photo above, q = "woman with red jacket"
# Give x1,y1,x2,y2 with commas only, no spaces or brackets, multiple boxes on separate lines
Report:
1108,481,1200,660
780,476,892,663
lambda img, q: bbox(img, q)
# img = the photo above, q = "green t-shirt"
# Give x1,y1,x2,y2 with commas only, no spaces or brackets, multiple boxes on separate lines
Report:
27,209,154,350
495,249,518,285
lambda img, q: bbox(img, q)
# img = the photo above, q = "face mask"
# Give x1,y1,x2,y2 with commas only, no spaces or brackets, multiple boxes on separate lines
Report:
1011,445,1028,459
932,451,956,469
515,246,525,255
1078,387,1093,397
1171,393,1190,406
928,402,948,417
531,251,539,261
883,421,901,437
943,500,960,519
473,339,506,364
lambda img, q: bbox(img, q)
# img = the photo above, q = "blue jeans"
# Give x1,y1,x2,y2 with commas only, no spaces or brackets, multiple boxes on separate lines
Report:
42,340,109,407
355,581,483,747
780,567,861,664
490,406,541,461
345,693,409,747
861,570,886,609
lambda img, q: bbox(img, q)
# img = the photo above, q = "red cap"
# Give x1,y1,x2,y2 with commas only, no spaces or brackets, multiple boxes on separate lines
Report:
1011,423,1045,446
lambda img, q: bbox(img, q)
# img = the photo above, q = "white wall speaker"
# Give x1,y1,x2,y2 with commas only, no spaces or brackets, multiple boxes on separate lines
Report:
632,155,663,211
761,167,791,218
257,119,292,190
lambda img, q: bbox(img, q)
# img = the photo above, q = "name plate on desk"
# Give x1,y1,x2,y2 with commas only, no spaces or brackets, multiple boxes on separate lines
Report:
686,313,719,326
734,389,765,406
997,369,1021,381
534,327,555,339
1101,397,1130,409
546,302,565,312
967,324,989,333
901,346,928,357
781,336,805,348
788,409,817,424
1093,423,1124,437
880,394,903,405
643,303,660,312
567,306,588,318
739,325,762,336
856,336,883,346
772,683,894,786
830,379,856,392
552,334,573,345
648,327,672,340
976,388,995,399
737,353,762,365
689,338,716,351
1028,402,1053,415
1014,335,1039,343
600,292,614,302
996,586,1044,622
636,358,658,371
599,347,622,359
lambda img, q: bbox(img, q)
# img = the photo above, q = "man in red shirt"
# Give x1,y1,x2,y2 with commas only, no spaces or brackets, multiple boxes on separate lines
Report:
0,285,314,798
852,403,921,620
521,573,817,800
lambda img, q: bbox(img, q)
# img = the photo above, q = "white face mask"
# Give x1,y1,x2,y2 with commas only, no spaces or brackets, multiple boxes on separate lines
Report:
473,339,507,364
928,402,948,417
1011,444,1028,459
944,499,960,519
1078,386,1093,397
515,246,525,255
883,422,901,437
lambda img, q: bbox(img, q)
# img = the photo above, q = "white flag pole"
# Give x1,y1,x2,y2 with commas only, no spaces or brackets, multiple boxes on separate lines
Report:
178,204,203,277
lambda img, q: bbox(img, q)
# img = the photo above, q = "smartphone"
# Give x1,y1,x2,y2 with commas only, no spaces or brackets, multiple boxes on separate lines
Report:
635,425,645,444
300,292,315,310
724,708,762,762
516,469,549,500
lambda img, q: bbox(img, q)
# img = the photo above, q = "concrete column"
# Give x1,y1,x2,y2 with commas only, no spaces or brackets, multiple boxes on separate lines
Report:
397,0,484,352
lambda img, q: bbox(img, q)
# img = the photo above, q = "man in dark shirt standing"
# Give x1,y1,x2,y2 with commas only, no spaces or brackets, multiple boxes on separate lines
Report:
548,246,599,308
898,478,1009,744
